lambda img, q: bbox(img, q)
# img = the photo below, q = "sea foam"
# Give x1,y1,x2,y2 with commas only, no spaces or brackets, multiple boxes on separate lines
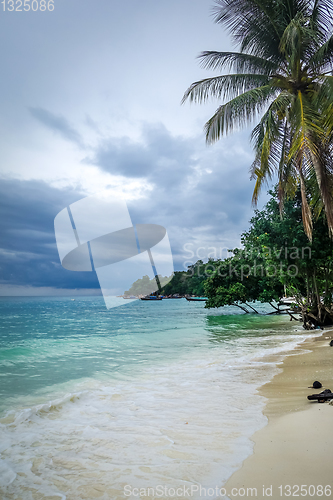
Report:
0,328,315,500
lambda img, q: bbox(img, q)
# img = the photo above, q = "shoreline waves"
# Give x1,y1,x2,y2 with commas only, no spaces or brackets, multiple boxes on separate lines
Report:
0,297,328,499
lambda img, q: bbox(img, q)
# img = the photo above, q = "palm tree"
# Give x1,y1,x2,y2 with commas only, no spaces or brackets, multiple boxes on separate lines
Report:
182,0,333,240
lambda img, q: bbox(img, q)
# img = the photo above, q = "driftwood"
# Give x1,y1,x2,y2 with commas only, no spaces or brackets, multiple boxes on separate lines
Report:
307,389,333,402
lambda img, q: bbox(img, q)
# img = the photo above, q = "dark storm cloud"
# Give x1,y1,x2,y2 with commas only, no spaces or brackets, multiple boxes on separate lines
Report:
86,122,261,268
0,179,99,290
84,123,197,182
0,125,265,291
29,107,84,147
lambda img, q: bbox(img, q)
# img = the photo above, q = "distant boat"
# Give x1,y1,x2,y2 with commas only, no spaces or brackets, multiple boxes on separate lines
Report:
185,297,207,302
141,296,163,301
123,295,137,299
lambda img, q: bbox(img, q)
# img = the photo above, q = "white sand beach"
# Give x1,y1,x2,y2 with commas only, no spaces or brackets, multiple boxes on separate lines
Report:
224,330,333,500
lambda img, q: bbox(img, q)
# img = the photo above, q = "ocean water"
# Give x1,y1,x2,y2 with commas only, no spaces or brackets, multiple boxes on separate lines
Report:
0,297,314,500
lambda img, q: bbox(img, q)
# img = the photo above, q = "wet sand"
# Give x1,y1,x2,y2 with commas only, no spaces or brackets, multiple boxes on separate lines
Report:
223,329,333,500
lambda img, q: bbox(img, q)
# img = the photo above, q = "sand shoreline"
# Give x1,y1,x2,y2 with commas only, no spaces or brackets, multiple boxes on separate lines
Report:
223,328,333,500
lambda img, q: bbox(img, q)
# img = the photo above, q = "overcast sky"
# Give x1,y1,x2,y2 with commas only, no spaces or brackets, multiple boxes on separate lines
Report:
0,0,270,296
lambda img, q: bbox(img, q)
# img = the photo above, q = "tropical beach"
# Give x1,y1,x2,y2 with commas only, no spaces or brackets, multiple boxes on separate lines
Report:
1,0,333,498
0,297,326,499
224,330,333,500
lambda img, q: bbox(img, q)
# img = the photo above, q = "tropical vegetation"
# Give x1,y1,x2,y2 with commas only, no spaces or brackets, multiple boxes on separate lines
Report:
204,189,333,327
182,0,333,240
125,261,208,298
157,189,333,327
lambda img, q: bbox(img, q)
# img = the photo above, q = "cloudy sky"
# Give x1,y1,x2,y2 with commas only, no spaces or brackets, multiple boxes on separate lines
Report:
0,0,270,296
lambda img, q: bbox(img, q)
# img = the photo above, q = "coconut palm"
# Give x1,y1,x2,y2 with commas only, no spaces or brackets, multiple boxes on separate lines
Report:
182,0,333,240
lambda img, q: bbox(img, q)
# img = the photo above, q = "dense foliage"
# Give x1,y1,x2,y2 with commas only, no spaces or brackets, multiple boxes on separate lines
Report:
125,262,209,297
161,261,208,297
204,190,333,326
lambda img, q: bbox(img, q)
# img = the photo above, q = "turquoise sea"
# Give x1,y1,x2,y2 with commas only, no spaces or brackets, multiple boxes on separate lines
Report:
0,297,315,499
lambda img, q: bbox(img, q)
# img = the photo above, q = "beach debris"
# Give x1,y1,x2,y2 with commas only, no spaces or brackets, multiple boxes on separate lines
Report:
330,340,333,347
307,389,333,403
309,381,322,389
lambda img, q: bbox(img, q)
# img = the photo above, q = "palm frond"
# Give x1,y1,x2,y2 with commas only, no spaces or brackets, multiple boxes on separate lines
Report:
181,74,270,104
299,171,313,241
279,13,320,71
316,77,333,135
277,122,298,214
288,90,333,237
198,51,277,74
213,0,282,38
279,13,304,56
307,164,325,220
213,0,283,60
323,103,333,136
310,0,333,40
204,85,276,142
288,91,322,161
285,0,312,19
309,149,333,237
250,91,294,149
250,103,287,205
308,35,333,74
